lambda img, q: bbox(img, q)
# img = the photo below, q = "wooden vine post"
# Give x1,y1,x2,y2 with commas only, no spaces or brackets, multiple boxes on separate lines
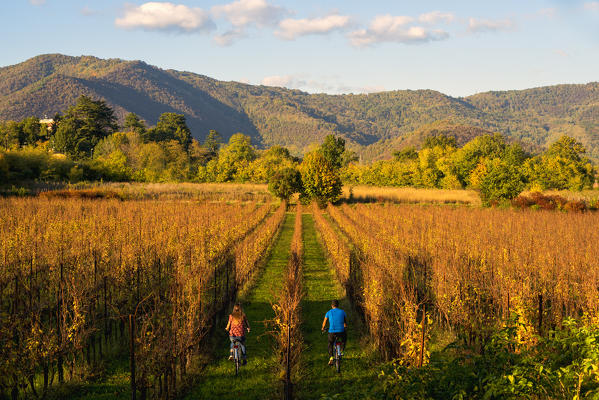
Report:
129,314,136,400
419,304,426,368
285,310,293,400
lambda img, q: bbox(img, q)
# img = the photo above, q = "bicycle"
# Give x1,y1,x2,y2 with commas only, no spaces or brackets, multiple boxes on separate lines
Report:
323,331,344,373
333,334,343,373
231,338,243,376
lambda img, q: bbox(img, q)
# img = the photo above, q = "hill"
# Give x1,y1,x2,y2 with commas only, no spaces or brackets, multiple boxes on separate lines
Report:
1,54,598,161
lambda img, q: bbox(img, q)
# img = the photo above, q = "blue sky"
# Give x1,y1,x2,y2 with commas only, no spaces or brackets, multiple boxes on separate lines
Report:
1,0,598,96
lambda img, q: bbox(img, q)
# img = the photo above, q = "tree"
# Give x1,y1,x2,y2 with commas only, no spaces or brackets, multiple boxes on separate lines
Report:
220,133,256,162
123,113,147,135
422,134,457,150
21,116,44,146
341,149,359,166
146,113,192,151
268,167,302,201
250,146,296,182
51,96,118,159
204,130,221,160
300,150,343,207
198,134,257,182
547,136,586,161
451,133,507,186
52,118,79,157
265,145,291,159
523,136,595,190
0,121,21,149
320,135,346,169
416,148,443,188
393,147,418,162
478,159,526,206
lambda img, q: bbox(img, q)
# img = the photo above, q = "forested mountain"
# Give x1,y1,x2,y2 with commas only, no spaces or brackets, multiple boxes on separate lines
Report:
1,54,598,161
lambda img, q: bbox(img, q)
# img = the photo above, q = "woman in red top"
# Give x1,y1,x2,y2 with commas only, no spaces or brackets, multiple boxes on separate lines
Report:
225,303,250,363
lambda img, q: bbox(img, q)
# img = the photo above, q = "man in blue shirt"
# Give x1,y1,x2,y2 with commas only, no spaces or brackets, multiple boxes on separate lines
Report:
321,299,347,366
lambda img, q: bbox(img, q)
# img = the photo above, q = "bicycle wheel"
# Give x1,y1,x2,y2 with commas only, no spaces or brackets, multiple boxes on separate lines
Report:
235,347,240,376
335,344,341,373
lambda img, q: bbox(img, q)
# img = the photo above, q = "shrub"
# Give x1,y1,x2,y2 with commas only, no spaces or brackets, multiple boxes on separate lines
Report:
512,192,588,212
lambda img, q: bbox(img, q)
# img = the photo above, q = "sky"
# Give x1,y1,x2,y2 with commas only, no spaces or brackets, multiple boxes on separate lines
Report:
1,0,598,97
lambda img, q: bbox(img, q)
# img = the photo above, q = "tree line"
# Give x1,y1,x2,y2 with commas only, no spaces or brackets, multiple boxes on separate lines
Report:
343,133,596,204
0,95,596,204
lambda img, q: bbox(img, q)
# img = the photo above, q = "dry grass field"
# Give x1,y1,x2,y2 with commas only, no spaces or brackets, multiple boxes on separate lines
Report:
342,185,482,206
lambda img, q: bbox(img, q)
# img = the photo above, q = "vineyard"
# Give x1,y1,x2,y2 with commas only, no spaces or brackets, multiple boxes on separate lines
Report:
1,192,599,399
0,197,284,399
317,203,599,398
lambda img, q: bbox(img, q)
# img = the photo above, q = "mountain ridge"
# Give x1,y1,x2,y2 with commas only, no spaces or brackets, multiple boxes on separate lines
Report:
1,54,598,161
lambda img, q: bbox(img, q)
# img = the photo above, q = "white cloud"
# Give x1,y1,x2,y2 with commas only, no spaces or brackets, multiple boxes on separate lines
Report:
418,11,455,24
30,0,45,5
212,0,286,28
584,2,599,11
115,2,215,33
261,75,301,87
260,74,385,94
214,29,247,46
81,6,99,17
468,17,515,33
348,14,448,47
275,14,351,40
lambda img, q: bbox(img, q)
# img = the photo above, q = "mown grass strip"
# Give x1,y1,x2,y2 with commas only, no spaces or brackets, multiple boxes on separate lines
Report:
184,212,296,400
296,212,381,400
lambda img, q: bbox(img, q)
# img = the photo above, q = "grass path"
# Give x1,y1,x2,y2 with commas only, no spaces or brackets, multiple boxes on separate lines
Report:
184,212,295,400
296,213,381,400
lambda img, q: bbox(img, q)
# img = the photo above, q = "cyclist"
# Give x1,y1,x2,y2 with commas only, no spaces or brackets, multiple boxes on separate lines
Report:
321,299,347,366
225,303,250,365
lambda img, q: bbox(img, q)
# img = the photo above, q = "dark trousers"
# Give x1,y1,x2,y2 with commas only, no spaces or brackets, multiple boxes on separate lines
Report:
328,332,347,357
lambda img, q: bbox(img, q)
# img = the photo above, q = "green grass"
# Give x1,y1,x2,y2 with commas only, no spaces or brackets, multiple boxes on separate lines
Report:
41,338,132,400
295,213,381,400
183,211,296,400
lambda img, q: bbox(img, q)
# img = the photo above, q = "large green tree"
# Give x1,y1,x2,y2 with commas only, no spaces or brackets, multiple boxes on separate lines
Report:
51,96,118,159
146,113,192,150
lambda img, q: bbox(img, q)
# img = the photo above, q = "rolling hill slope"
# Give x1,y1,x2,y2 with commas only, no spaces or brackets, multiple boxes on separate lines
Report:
1,54,598,161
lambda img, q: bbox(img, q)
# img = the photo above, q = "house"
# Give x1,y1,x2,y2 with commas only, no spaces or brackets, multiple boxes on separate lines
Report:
39,118,55,131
